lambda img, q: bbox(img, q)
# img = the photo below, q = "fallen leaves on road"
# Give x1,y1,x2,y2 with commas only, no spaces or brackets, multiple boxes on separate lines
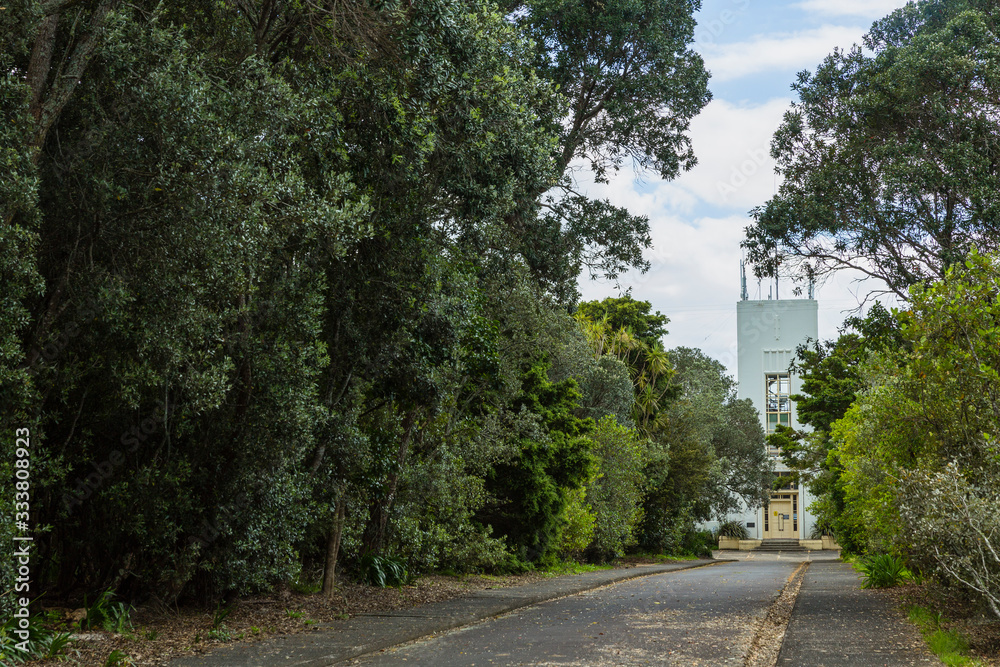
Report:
34,573,548,666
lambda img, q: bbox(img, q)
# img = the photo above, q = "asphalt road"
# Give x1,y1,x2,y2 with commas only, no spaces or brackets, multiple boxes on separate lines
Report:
346,560,800,666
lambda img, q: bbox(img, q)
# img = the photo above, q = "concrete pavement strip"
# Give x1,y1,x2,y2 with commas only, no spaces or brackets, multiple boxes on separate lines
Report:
776,560,940,666
171,559,720,666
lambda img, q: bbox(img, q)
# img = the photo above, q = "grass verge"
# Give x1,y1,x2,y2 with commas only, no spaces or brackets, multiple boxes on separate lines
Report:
907,604,984,667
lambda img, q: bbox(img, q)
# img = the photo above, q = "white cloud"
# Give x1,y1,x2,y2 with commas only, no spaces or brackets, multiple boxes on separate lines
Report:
794,0,910,19
700,25,865,82
677,98,790,211
569,98,791,214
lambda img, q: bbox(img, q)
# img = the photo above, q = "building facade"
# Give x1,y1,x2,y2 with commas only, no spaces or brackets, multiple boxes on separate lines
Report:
734,297,818,541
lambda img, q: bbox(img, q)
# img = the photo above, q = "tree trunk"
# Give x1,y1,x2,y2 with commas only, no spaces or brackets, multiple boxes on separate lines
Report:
360,408,418,555
322,496,346,597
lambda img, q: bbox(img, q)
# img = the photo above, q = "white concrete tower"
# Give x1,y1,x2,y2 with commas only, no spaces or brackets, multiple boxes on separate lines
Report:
735,286,818,541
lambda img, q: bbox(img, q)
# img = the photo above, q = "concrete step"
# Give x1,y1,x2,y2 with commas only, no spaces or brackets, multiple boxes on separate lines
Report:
753,539,807,552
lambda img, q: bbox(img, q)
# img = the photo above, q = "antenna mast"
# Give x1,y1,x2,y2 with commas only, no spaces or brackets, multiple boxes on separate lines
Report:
740,259,749,301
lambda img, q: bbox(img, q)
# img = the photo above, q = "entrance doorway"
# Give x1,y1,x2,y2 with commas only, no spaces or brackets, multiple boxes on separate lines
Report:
763,493,799,539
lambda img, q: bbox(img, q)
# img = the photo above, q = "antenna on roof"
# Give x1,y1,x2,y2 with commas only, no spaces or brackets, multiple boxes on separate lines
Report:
740,258,748,301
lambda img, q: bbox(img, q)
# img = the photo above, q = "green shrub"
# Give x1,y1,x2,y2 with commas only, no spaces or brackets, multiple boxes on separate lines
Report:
681,529,716,558
0,612,73,662
82,590,133,633
585,417,646,561
358,554,410,588
480,362,596,566
858,553,908,588
558,487,596,558
718,520,748,539
497,556,535,574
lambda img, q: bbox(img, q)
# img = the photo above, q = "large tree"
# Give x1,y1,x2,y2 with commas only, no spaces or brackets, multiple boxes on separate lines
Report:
0,0,562,605
504,0,711,298
575,296,675,434
744,0,1000,298
767,303,904,548
833,251,1000,617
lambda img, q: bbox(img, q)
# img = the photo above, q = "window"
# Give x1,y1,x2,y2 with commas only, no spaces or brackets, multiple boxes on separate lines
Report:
765,373,791,456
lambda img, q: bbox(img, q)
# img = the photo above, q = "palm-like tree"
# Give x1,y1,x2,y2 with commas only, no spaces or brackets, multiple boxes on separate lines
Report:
575,313,674,436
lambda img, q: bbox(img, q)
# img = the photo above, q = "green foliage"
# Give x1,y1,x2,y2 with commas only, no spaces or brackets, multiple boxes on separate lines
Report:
574,356,635,427
574,300,675,435
908,605,943,632
858,554,908,589
0,612,73,663
908,606,980,667
927,632,973,667
289,576,321,596
639,347,770,552
211,603,234,631
680,530,716,559
789,303,903,436
774,303,904,553
718,520,749,540
81,591,133,634
387,406,512,574
585,417,648,561
507,0,711,297
0,48,44,620
745,0,1000,296
833,251,1000,617
480,362,596,565
104,650,134,667
358,554,410,588
540,561,613,576
557,487,597,558
576,297,669,350
205,626,234,642
4,0,709,610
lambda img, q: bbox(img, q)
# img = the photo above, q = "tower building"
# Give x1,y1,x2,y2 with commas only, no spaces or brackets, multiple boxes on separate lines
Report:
736,295,818,540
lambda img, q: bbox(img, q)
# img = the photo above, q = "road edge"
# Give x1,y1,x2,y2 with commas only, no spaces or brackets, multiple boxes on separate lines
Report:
317,559,724,666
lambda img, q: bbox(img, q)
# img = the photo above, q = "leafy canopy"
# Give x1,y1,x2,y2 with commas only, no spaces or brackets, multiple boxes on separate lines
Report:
744,0,1000,298
505,0,711,298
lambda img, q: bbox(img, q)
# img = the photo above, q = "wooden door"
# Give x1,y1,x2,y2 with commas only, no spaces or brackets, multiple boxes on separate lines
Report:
766,500,793,538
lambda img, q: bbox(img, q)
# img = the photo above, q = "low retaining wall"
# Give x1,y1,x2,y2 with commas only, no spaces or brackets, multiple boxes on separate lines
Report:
716,538,842,551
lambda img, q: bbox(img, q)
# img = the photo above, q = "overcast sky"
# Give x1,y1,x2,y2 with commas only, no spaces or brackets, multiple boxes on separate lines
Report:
575,0,912,379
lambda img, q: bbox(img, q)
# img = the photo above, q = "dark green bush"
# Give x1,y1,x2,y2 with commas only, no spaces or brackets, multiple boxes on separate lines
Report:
479,362,596,566
681,529,716,558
